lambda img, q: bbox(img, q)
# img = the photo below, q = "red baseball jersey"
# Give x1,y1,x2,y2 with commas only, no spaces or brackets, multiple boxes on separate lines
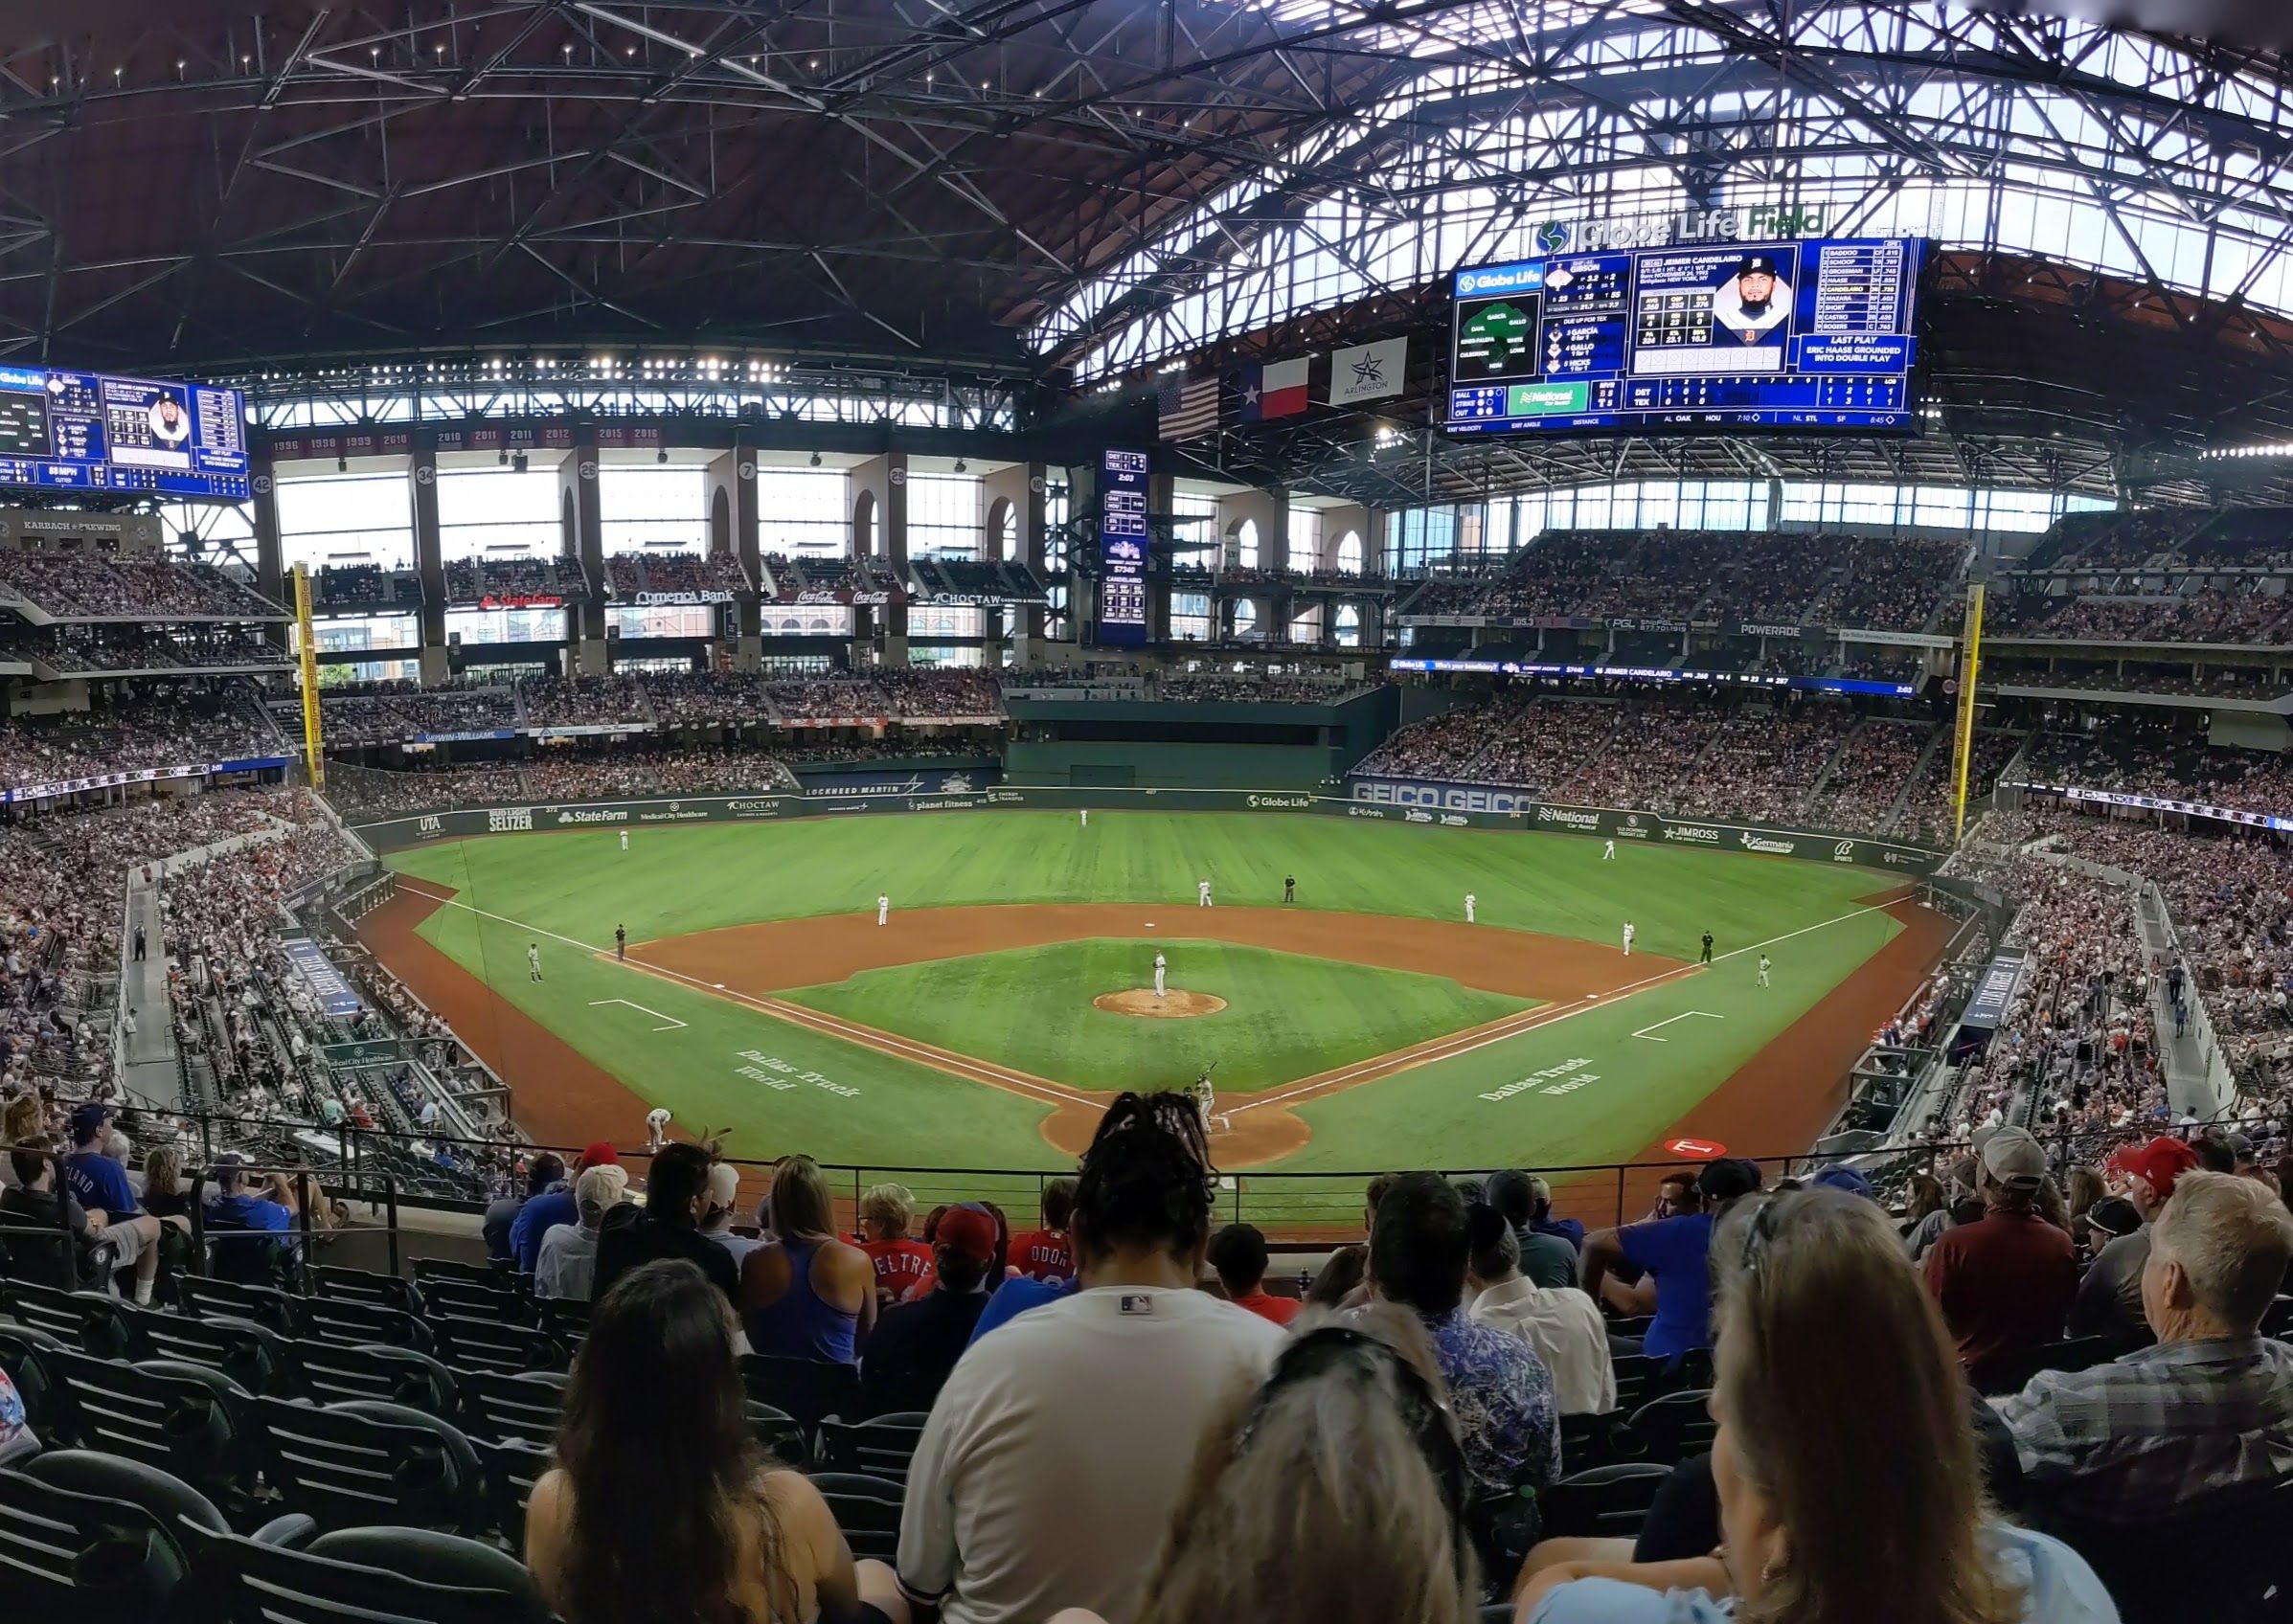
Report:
1007,1228,1076,1282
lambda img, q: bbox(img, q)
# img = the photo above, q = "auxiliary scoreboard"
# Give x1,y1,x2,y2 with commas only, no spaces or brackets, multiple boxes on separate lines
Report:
1446,237,1924,436
0,367,250,501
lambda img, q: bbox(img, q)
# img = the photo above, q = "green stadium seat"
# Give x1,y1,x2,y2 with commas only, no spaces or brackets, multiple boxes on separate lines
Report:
809,1471,903,1562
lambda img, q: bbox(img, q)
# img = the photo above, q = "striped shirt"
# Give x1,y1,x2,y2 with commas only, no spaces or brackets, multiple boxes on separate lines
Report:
1991,1335,2293,1521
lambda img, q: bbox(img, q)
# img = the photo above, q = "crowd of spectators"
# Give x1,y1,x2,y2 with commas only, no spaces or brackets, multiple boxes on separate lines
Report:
871,667,1006,718
313,563,422,609
764,677,889,723
1396,530,1960,632
390,1093,2289,1624
2018,725,2293,821
520,674,647,728
1362,689,1939,832
0,552,282,620
0,695,282,797
441,555,589,604
603,551,745,598
318,680,517,744
519,745,798,801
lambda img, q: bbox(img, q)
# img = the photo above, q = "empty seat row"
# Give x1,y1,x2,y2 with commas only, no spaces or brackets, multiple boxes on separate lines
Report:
0,1447,552,1624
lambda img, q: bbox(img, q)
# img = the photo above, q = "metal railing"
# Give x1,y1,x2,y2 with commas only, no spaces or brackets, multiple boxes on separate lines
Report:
99,1107,1985,1238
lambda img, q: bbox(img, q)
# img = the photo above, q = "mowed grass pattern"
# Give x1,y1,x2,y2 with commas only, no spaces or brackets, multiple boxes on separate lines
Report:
386,811,1908,1192
389,808,1887,962
783,938,1535,1094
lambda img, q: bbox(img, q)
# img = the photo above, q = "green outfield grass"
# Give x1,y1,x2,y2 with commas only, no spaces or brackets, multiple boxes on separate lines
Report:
783,938,1534,1094
385,810,1914,1200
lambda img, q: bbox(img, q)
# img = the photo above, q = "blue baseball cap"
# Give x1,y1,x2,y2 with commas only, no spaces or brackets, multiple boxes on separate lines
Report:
1810,1164,1874,1201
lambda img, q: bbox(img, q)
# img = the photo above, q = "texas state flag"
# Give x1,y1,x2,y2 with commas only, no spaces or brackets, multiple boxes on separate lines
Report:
1236,357,1310,420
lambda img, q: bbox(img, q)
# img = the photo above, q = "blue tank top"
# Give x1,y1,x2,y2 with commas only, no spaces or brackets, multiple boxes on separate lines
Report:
746,1238,859,1365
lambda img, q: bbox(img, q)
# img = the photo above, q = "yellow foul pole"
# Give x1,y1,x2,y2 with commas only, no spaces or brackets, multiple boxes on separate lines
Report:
292,563,325,791
1949,581,1985,845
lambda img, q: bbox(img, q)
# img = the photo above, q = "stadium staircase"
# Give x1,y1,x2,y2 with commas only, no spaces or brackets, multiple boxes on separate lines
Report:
1883,723,1951,836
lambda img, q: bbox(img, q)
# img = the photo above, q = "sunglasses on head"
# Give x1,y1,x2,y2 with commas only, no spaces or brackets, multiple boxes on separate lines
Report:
1239,1324,1473,1548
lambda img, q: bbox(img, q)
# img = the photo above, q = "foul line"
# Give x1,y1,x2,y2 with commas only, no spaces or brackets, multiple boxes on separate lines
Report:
587,998,688,1032
394,879,1100,1111
1227,896,1906,1116
1633,1011,1722,1042
396,879,1909,1122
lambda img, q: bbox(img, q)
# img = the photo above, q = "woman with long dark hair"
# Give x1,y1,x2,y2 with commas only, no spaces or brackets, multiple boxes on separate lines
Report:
527,1258,877,1624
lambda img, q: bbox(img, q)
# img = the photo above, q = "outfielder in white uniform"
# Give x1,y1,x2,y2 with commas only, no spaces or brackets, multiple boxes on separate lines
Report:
1152,952,1168,999
1464,892,1477,924
1602,839,1616,860
1622,921,1635,956
1197,880,1213,908
876,893,890,927
1079,808,1088,828
1758,953,1772,988
527,943,543,981
645,1107,671,1152
620,829,629,852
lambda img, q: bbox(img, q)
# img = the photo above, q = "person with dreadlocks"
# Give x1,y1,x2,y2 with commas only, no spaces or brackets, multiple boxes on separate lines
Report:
894,1091,1286,1624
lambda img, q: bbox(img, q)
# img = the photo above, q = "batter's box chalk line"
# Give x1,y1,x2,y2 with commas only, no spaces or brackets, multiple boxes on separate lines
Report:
589,998,690,1032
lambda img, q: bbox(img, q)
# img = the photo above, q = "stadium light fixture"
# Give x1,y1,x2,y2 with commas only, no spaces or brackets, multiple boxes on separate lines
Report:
809,451,823,466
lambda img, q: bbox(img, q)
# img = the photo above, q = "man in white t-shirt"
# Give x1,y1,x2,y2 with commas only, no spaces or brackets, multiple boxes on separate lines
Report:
897,1092,1283,1624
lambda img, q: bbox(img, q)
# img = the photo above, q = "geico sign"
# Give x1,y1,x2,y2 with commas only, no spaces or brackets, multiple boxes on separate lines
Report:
1351,779,1531,813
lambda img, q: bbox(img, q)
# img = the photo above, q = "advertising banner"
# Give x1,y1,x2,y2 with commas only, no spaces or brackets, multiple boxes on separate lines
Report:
352,778,1941,875
284,937,365,1019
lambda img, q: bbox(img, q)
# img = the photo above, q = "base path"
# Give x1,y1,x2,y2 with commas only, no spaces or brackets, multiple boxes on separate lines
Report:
359,886,656,1154
629,902,1669,1004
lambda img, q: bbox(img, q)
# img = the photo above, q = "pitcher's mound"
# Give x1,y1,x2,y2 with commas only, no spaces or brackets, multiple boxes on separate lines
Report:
1094,988,1227,1019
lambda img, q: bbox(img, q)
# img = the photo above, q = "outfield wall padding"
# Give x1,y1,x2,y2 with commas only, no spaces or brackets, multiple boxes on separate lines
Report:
347,781,1944,874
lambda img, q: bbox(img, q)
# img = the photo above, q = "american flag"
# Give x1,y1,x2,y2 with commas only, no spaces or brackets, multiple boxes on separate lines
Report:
1156,372,1220,440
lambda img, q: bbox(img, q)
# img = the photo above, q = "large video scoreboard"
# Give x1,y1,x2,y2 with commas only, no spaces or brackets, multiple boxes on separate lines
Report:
0,367,250,500
1446,237,1924,436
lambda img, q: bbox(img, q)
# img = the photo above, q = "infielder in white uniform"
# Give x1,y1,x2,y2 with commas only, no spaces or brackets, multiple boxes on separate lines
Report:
1152,952,1168,999
876,893,890,927
1622,921,1635,956
527,942,543,981
620,829,629,852
1602,838,1616,860
1464,892,1477,924
1197,879,1213,908
645,1107,671,1152
1758,953,1772,988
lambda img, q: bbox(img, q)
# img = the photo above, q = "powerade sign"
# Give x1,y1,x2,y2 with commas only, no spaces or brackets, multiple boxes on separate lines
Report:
284,937,364,1020
1096,447,1149,647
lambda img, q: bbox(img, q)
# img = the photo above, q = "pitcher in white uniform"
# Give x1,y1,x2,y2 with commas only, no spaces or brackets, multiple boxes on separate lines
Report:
1152,952,1168,999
